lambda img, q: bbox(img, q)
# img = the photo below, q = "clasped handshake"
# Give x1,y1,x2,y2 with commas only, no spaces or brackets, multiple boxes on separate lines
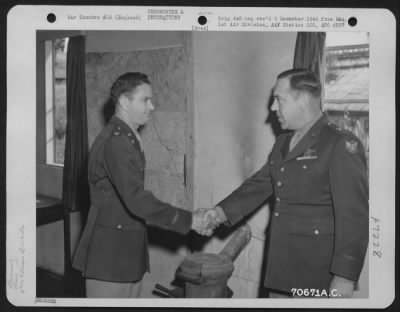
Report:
191,206,227,236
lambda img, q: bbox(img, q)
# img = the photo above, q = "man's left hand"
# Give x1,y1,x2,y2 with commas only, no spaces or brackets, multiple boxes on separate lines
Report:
329,275,355,298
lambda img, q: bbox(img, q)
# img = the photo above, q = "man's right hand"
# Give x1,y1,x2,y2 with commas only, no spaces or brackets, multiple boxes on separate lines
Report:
202,206,227,229
191,206,227,236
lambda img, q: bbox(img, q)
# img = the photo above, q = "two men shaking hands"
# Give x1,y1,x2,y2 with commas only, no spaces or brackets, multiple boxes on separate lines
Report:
192,206,227,236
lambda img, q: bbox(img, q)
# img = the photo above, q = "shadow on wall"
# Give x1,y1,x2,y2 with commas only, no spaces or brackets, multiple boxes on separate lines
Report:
147,226,194,253
257,197,275,298
102,97,115,124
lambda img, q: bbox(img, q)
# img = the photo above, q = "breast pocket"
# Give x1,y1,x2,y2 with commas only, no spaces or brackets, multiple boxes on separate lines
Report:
292,158,319,172
283,158,329,199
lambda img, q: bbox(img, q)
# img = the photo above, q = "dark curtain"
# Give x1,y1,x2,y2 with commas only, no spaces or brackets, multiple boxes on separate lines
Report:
62,35,89,215
293,32,326,108
293,32,326,80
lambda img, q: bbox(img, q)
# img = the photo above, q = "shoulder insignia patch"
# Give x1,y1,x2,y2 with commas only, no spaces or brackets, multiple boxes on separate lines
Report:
345,139,359,154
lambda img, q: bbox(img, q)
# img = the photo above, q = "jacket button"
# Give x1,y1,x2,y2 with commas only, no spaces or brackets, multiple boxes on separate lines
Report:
277,181,282,187
276,197,281,202
274,212,279,217
303,164,307,169
270,160,274,165
117,224,122,230
314,229,319,235
280,167,285,172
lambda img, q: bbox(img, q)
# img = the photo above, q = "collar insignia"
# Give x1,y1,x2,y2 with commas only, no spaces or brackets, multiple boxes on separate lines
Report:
345,139,359,154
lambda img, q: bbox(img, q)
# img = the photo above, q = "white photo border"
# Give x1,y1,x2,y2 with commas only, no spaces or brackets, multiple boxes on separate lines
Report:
6,5,396,308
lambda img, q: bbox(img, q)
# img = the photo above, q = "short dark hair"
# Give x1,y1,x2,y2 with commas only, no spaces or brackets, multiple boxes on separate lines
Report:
110,72,150,104
277,68,321,98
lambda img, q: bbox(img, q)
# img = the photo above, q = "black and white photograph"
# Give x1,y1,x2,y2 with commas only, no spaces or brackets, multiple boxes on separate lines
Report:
5,5,396,309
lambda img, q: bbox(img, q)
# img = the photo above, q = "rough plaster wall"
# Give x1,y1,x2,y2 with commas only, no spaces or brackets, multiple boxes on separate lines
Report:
86,48,186,145
85,46,188,297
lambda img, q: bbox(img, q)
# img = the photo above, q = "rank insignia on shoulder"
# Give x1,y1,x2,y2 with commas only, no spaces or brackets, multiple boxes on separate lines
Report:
345,139,359,154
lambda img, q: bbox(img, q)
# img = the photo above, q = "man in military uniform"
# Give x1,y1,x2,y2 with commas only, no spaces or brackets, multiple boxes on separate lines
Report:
72,72,208,298
203,69,369,298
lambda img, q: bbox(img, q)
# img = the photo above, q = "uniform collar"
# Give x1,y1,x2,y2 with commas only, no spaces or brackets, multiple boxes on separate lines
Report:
292,112,324,139
110,115,137,135
282,114,328,162
306,113,329,138
110,115,145,156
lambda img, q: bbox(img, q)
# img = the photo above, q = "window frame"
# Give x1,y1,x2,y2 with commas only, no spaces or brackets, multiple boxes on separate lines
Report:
36,31,83,198
44,39,63,167
323,43,369,114
322,38,370,168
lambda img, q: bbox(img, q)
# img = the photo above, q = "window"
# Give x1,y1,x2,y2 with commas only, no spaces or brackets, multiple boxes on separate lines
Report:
44,37,68,166
324,32,369,165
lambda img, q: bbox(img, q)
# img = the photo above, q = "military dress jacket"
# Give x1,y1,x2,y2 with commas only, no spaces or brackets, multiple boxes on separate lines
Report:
218,115,368,293
72,116,192,282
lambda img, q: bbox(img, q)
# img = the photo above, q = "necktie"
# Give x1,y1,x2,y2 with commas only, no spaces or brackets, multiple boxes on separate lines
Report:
132,129,143,152
289,132,302,151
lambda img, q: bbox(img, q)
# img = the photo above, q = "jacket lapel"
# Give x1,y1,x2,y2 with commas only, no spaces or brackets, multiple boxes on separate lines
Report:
282,115,328,163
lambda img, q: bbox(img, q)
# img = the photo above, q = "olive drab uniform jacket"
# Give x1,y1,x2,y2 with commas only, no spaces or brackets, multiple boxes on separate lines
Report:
218,114,369,293
72,116,192,282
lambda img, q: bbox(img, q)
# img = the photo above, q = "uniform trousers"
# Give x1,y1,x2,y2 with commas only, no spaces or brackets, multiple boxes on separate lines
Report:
86,278,143,298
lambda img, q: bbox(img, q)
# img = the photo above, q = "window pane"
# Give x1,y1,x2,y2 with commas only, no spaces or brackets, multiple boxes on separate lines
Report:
324,44,369,103
53,38,68,165
324,32,369,168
